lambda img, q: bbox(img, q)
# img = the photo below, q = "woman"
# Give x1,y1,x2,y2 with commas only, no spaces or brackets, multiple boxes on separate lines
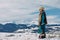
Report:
38,7,47,38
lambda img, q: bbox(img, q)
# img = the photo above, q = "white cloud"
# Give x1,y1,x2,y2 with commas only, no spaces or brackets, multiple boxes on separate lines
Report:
39,0,60,8
30,15,59,24
47,16,57,20
47,15,59,24
0,0,60,24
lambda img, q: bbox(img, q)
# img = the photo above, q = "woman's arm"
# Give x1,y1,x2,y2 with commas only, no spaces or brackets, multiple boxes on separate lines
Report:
44,13,47,24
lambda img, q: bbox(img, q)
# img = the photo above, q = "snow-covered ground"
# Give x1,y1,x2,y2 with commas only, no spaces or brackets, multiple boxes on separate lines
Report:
0,26,60,40
0,32,60,40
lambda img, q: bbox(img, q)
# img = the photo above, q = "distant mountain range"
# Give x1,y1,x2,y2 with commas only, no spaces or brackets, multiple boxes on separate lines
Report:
0,23,60,32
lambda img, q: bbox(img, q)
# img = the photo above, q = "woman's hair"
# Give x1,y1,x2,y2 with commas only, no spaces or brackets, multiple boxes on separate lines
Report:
39,7,45,15
39,7,44,11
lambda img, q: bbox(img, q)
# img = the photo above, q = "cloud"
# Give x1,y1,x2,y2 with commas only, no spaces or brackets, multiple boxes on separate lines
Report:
47,15,58,24
30,15,59,24
47,16,57,20
0,0,60,24
47,15,60,24
39,0,60,8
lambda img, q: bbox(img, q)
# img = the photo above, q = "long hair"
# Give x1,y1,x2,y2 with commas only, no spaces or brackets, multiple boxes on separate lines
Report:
38,10,47,26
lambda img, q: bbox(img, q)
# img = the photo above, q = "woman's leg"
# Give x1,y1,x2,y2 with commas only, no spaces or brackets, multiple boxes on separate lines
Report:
41,25,46,38
38,26,43,38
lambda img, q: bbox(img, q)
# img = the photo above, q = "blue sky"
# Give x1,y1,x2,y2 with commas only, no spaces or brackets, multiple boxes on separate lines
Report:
0,0,60,24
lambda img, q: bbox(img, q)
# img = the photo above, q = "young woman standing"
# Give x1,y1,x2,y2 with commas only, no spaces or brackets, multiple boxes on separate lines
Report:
38,7,47,39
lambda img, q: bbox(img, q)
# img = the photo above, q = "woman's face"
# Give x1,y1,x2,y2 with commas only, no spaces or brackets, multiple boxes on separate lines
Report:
39,9,43,12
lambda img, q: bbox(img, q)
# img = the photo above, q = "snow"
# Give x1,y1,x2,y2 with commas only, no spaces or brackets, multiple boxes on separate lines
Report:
0,32,60,40
0,26,60,40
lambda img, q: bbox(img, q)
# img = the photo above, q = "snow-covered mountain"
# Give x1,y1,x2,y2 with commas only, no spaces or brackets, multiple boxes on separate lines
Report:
0,23,60,40
0,25,60,40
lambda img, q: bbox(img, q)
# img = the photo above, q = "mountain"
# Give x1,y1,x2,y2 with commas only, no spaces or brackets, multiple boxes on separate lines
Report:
0,23,60,33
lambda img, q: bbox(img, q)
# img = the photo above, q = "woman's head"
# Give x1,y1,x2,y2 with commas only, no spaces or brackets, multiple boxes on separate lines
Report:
39,7,44,12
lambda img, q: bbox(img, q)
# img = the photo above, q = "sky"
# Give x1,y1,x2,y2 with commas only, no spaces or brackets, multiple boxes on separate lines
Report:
0,0,60,24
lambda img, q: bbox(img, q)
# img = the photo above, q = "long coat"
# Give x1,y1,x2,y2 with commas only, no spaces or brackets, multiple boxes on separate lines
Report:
38,11,47,34
38,11,47,26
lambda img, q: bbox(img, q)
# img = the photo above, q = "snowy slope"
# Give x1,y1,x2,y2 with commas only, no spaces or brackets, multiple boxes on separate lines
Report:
0,32,60,40
0,25,60,40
